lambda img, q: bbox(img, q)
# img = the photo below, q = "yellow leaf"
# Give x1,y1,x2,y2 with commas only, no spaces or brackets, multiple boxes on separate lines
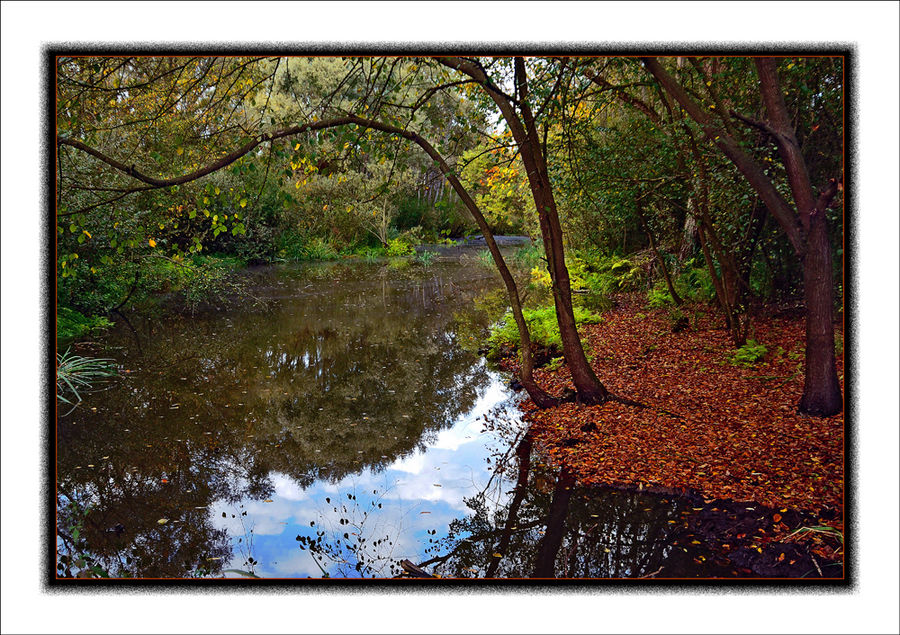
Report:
148,239,157,248
294,143,301,150
214,187,220,195
176,147,183,155
157,518,168,525
263,499,274,503
83,230,91,239
492,553,503,558
240,199,247,208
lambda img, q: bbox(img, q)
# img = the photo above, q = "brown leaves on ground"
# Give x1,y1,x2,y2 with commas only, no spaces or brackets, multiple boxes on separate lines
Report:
509,297,844,542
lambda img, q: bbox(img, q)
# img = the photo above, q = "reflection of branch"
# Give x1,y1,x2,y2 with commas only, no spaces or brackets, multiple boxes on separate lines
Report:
416,519,545,570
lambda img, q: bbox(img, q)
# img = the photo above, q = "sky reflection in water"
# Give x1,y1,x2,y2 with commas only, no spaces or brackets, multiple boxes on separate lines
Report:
210,376,520,578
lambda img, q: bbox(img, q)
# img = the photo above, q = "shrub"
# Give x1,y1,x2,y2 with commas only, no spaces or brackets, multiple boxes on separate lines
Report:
676,261,715,302
730,340,768,366
475,249,494,268
486,305,602,361
513,243,543,269
647,281,675,308
57,307,113,342
583,255,646,295
386,237,415,257
303,237,339,261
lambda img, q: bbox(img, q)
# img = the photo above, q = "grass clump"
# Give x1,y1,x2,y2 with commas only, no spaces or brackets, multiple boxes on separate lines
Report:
56,348,117,405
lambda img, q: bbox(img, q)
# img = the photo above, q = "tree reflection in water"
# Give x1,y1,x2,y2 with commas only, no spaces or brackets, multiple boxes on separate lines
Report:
56,260,512,578
410,428,736,579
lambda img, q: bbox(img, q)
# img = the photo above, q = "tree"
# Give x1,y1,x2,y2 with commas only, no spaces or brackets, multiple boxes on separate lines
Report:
641,56,842,416
436,56,609,405
57,56,567,408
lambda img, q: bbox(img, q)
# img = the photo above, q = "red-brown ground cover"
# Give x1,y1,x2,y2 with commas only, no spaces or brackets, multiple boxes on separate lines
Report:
506,296,845,545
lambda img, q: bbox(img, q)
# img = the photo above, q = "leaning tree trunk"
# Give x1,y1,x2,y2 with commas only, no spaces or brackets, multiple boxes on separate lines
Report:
512,60,609,405
437,56,610,406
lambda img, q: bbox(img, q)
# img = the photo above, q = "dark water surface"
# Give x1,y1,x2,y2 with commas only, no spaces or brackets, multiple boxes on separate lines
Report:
56,257,731,579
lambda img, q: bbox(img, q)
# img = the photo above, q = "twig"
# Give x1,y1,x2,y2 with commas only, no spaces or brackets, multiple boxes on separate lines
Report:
637,566,664,579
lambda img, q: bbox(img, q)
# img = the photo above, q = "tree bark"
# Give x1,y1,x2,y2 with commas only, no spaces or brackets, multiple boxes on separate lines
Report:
755,59,842,416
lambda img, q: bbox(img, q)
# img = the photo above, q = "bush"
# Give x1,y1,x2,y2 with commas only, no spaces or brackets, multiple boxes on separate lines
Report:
416,250,437,267
513,243,543,269
646,261,716,308
486,305,602,361
57,306,113,342
647,281,676,308
582,254,646,295
730,340,768,366
676,260,715,302
386,237,415,257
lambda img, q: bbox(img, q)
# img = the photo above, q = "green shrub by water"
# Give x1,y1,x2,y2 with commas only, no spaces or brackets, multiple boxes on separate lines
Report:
486,304,602,360
386,237,415,257
57,307,113,342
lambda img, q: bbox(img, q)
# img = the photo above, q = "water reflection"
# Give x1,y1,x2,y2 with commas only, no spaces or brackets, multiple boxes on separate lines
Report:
423,434,737,579
56,258,739,580
56,259,514,578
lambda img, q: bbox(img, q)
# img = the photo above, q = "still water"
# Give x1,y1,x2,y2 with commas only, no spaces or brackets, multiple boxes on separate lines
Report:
56,256,731,579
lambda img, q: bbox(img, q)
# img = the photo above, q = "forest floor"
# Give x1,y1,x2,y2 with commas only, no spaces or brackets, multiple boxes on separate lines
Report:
501,294,845,573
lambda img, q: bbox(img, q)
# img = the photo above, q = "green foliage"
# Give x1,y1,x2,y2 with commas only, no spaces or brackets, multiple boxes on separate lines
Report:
546,356,565,372
302,237,340,261
486,305,603,360
729,340,768,367
512,243,543,269
56,348,117,405
57,307,113,342
475,249,494,268
416,250,437,267
646,260,715,308
647,281,676,308
676,261,716,302
386,237,415,257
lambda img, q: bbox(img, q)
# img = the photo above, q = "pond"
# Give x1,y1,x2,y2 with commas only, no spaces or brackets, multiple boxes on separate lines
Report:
56,253,737,579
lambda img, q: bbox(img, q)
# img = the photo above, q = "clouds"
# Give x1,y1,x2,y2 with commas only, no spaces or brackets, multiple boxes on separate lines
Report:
208,374,522,576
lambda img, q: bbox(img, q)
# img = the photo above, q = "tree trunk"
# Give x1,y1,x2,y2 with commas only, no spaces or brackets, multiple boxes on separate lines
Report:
438,56,609,406
636,195,682,306
798,197,842,415
642,57,842,415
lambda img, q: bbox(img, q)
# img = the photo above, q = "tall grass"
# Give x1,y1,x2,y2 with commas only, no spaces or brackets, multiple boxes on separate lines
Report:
56,349,117,405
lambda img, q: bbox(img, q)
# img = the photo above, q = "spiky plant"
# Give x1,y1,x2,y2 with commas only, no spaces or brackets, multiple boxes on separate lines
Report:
56,348,117,405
